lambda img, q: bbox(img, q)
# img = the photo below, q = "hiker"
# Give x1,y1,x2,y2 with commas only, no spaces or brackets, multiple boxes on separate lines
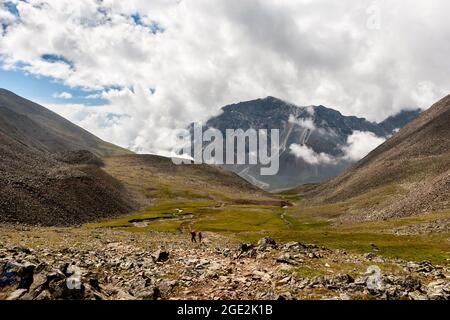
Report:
190,231,197,243
198,232,203,243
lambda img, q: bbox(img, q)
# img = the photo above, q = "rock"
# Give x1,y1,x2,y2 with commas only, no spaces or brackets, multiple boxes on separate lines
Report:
409,261,436,274
195,259,210,270
159,280,177,295
252,270,271,282
276,253,299,265
153,250,169,263
257,237,277,251
114,289,135,300
136,287,161,300
34,290,52,300
205,262,224,278
364,252,376,260
401,276,421,292
3,260,36,289
339,293,352,300
281,242,306,252
10,246,32,255
7,289,28,300
307,252,319,259
426,280,450,300
326,274,354,290
238,243,253,252
236,243,256,258
408,291,428,300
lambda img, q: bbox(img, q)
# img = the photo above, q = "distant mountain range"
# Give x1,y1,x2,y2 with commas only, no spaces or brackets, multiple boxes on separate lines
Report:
204,96,422,191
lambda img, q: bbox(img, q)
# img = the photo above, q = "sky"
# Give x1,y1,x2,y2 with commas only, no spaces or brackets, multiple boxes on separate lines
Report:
1,0,449,155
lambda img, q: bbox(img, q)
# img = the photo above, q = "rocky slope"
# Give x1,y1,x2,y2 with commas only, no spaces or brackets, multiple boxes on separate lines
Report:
0,131,136,226
0,90,136,226
0,226,448,300
203,97,421,191
309,94,450,221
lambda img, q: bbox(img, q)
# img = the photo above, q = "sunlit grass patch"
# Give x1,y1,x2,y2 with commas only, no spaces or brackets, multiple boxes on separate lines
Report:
192,207,286,232
85,201,214,229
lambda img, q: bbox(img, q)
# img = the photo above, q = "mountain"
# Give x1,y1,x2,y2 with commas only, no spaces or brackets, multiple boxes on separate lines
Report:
0,90,273,226
102,154,278,209
0,130,137,226
379,109,423,134
308,94,450,221
203,96,421,191
0,88,131,157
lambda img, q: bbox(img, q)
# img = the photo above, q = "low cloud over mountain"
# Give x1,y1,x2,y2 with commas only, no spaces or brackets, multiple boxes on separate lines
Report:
1,1,449,155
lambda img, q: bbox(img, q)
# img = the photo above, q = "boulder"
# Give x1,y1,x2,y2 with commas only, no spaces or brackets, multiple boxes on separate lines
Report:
153,250,169,263
426,280,450,300
257,237,277,251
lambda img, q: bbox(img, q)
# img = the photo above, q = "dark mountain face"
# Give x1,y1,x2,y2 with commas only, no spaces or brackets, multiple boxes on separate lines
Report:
379,109,423,134
203,97,421,191
0,88,131,157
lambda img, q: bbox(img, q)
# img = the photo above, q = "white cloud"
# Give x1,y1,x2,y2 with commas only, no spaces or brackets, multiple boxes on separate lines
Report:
289,115,316,130
0,8,16,25
290,130,386,164
52,91,73,99
1,0,450,154
342,131,386,161
289,144,335,165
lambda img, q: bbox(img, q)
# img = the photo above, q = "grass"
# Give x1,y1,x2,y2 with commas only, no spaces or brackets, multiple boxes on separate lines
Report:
88,157,449,265
290,184,403,220
86,201,214,229
87,198,449,264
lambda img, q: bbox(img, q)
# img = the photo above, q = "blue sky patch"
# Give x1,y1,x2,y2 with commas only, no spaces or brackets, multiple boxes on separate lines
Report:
131,13,165,34
4,1,19,17
0,68,107,106
41,54,75,69
1,22,8,35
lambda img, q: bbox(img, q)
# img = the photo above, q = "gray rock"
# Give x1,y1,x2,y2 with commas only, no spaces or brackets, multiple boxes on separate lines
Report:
7,289,28,300
257,237,277,251
153,250,169,263
426,280,450,300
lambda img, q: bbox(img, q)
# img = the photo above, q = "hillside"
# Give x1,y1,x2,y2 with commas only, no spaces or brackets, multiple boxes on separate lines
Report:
0,88,131,157
0,90,275,226
102,154,277,208
0,131,137,226
308,95,450,221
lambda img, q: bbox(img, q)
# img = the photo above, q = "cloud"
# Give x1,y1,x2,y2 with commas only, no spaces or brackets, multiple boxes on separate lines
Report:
342,131,386,161
290,144,335,165
1,0,450,155
289,114,316,130
53,91,73,99
290,129,386,164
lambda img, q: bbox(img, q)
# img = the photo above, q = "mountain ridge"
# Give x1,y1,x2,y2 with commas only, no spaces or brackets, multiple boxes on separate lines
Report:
203,96,422,191
0,88,132,157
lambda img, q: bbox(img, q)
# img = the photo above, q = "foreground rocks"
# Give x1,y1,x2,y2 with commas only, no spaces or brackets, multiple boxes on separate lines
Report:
0,227,449,300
